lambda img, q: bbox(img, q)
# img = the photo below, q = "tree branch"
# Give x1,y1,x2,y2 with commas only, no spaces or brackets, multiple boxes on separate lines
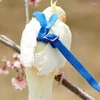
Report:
55,75,95,100
24,0,29,24
0,35,20,53
0,34,95,100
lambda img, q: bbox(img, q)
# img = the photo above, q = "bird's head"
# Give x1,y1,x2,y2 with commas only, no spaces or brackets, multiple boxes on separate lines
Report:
43,0,66,23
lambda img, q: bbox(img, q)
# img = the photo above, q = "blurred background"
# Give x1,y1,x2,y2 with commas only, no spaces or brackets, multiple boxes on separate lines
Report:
0,0,100,100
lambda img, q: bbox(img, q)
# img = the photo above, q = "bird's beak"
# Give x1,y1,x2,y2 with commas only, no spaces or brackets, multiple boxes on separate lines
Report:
60,15,66,23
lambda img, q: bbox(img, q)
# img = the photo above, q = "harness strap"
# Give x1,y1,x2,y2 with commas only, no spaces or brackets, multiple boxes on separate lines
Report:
33,11,100,92
33,12,58,43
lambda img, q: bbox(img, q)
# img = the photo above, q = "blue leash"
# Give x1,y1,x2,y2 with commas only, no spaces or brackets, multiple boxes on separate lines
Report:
33,11,100,92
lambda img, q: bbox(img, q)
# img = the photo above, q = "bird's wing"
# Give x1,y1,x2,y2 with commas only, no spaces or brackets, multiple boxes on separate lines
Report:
58,21,72,50
20,18,40,67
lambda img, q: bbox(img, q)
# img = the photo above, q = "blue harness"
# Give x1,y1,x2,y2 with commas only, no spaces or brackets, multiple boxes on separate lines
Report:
33,11,100,92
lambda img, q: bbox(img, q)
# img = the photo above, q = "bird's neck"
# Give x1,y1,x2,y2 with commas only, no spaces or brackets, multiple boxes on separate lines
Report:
25,67,55,100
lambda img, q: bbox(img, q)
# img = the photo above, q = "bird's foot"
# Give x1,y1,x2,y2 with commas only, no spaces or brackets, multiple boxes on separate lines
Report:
57,72,65,85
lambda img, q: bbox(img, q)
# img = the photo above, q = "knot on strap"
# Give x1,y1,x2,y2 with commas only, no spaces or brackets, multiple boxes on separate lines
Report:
33,11,58,45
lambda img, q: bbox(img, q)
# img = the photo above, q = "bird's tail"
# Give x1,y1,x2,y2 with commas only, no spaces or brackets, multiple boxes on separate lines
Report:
25,67,55,100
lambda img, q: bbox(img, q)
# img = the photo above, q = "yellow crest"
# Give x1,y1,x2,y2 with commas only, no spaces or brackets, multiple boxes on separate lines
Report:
51,0,58,11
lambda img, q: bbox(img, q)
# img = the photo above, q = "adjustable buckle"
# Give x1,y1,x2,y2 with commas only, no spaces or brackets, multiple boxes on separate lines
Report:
43,33,59,43
43,34,59,48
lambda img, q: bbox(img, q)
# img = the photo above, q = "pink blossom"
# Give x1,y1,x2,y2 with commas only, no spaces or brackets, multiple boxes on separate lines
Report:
14,61,22,68
11,77,27,90
6,60,14,69
28,0,41,6
0,66,9,75
13,53,20,59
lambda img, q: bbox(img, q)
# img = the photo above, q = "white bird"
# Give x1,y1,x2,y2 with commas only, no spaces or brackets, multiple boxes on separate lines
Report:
20,0,72,100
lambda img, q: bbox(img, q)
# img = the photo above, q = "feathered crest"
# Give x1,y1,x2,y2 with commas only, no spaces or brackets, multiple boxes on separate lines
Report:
51,0,58,10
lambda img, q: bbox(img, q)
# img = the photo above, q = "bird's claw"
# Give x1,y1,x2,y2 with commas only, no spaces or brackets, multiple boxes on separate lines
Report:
57,72,65,85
